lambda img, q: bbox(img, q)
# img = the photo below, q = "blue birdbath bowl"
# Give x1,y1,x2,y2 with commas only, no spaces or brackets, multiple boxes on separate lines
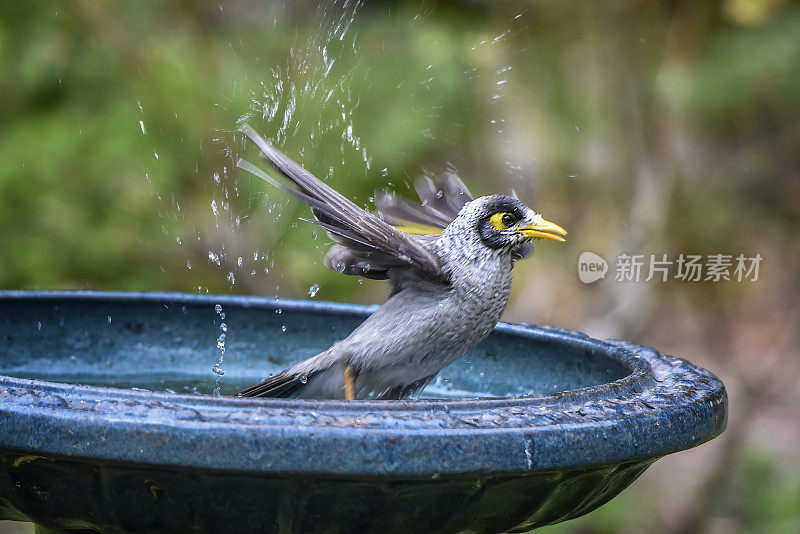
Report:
0,291,726,533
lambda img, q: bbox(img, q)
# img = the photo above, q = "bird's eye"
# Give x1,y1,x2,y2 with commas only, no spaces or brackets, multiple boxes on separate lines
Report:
489,212,516,230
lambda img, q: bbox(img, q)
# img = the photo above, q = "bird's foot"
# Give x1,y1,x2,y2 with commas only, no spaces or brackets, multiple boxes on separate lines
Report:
344,365,357,400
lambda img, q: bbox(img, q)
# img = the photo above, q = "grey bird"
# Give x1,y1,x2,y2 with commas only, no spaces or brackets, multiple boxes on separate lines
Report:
235,124,567,400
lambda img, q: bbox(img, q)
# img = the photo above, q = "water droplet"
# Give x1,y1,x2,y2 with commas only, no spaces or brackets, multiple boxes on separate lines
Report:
298,375,308,384
139,120,146,134
212,366,225,376
336,261,346,273
220,323,227,332
237,256,243,267
213,171,220,184
186,260,192,270
214,304,223,314
308,284,320,298
36,321,42,330
107,315,112,324
281,325,287,332
275,308,282,314
227,271,235,285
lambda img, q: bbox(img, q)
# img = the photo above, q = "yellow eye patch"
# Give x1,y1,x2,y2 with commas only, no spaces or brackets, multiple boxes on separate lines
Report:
489,212,516,230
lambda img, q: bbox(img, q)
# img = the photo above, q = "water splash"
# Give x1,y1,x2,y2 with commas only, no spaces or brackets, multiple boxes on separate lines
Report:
139,2,370,313
212,304,227,394
240,0,368,168
308,284,320,298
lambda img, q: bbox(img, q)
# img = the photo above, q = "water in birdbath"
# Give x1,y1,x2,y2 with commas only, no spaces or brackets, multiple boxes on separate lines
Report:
0,297,629,399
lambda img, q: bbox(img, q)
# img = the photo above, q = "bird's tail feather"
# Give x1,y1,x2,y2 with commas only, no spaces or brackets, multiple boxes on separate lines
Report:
236,370,314,398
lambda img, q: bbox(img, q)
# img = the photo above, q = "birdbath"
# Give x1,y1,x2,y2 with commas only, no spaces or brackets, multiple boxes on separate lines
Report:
0,291,727,533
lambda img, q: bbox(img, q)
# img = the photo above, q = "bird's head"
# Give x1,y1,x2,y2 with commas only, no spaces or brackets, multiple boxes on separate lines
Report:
443,195,566,256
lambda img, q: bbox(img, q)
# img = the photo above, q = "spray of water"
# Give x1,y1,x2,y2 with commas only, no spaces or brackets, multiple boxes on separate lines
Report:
204,2,366,383
212,303,227,395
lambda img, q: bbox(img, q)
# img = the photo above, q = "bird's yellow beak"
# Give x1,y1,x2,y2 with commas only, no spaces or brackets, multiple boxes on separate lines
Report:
517,218,568,242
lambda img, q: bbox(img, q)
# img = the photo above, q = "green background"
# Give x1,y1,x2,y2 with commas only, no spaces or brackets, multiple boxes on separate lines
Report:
1,1,799,532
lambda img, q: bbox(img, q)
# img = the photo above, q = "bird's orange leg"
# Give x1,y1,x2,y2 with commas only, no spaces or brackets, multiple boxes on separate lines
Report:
344,365,357,401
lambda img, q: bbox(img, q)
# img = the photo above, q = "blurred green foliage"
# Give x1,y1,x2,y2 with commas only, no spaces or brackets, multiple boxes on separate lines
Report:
1,1,799,532
1,1,797,297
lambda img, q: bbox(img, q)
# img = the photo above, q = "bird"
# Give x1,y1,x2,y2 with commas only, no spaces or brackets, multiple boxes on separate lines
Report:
235,124,566,400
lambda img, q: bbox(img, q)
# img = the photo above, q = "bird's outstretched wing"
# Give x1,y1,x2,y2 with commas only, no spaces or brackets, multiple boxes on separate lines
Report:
374,170,474,233
322,170,480,279
237,125,447,281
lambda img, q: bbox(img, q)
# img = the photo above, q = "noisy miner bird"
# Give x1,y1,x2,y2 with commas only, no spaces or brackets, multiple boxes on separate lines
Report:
235,124,566,400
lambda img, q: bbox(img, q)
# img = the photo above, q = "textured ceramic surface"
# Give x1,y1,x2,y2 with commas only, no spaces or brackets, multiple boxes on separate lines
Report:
0,291,727,533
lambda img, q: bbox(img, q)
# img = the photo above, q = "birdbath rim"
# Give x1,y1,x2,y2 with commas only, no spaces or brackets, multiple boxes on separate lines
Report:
0,290,727,477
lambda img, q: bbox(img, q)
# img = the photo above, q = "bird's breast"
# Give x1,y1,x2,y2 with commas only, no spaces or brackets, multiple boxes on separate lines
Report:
446,262,513,339
344,254,514,389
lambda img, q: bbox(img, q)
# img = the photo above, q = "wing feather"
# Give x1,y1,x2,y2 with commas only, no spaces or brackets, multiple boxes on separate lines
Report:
375,171,475,231
238,125,446,281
